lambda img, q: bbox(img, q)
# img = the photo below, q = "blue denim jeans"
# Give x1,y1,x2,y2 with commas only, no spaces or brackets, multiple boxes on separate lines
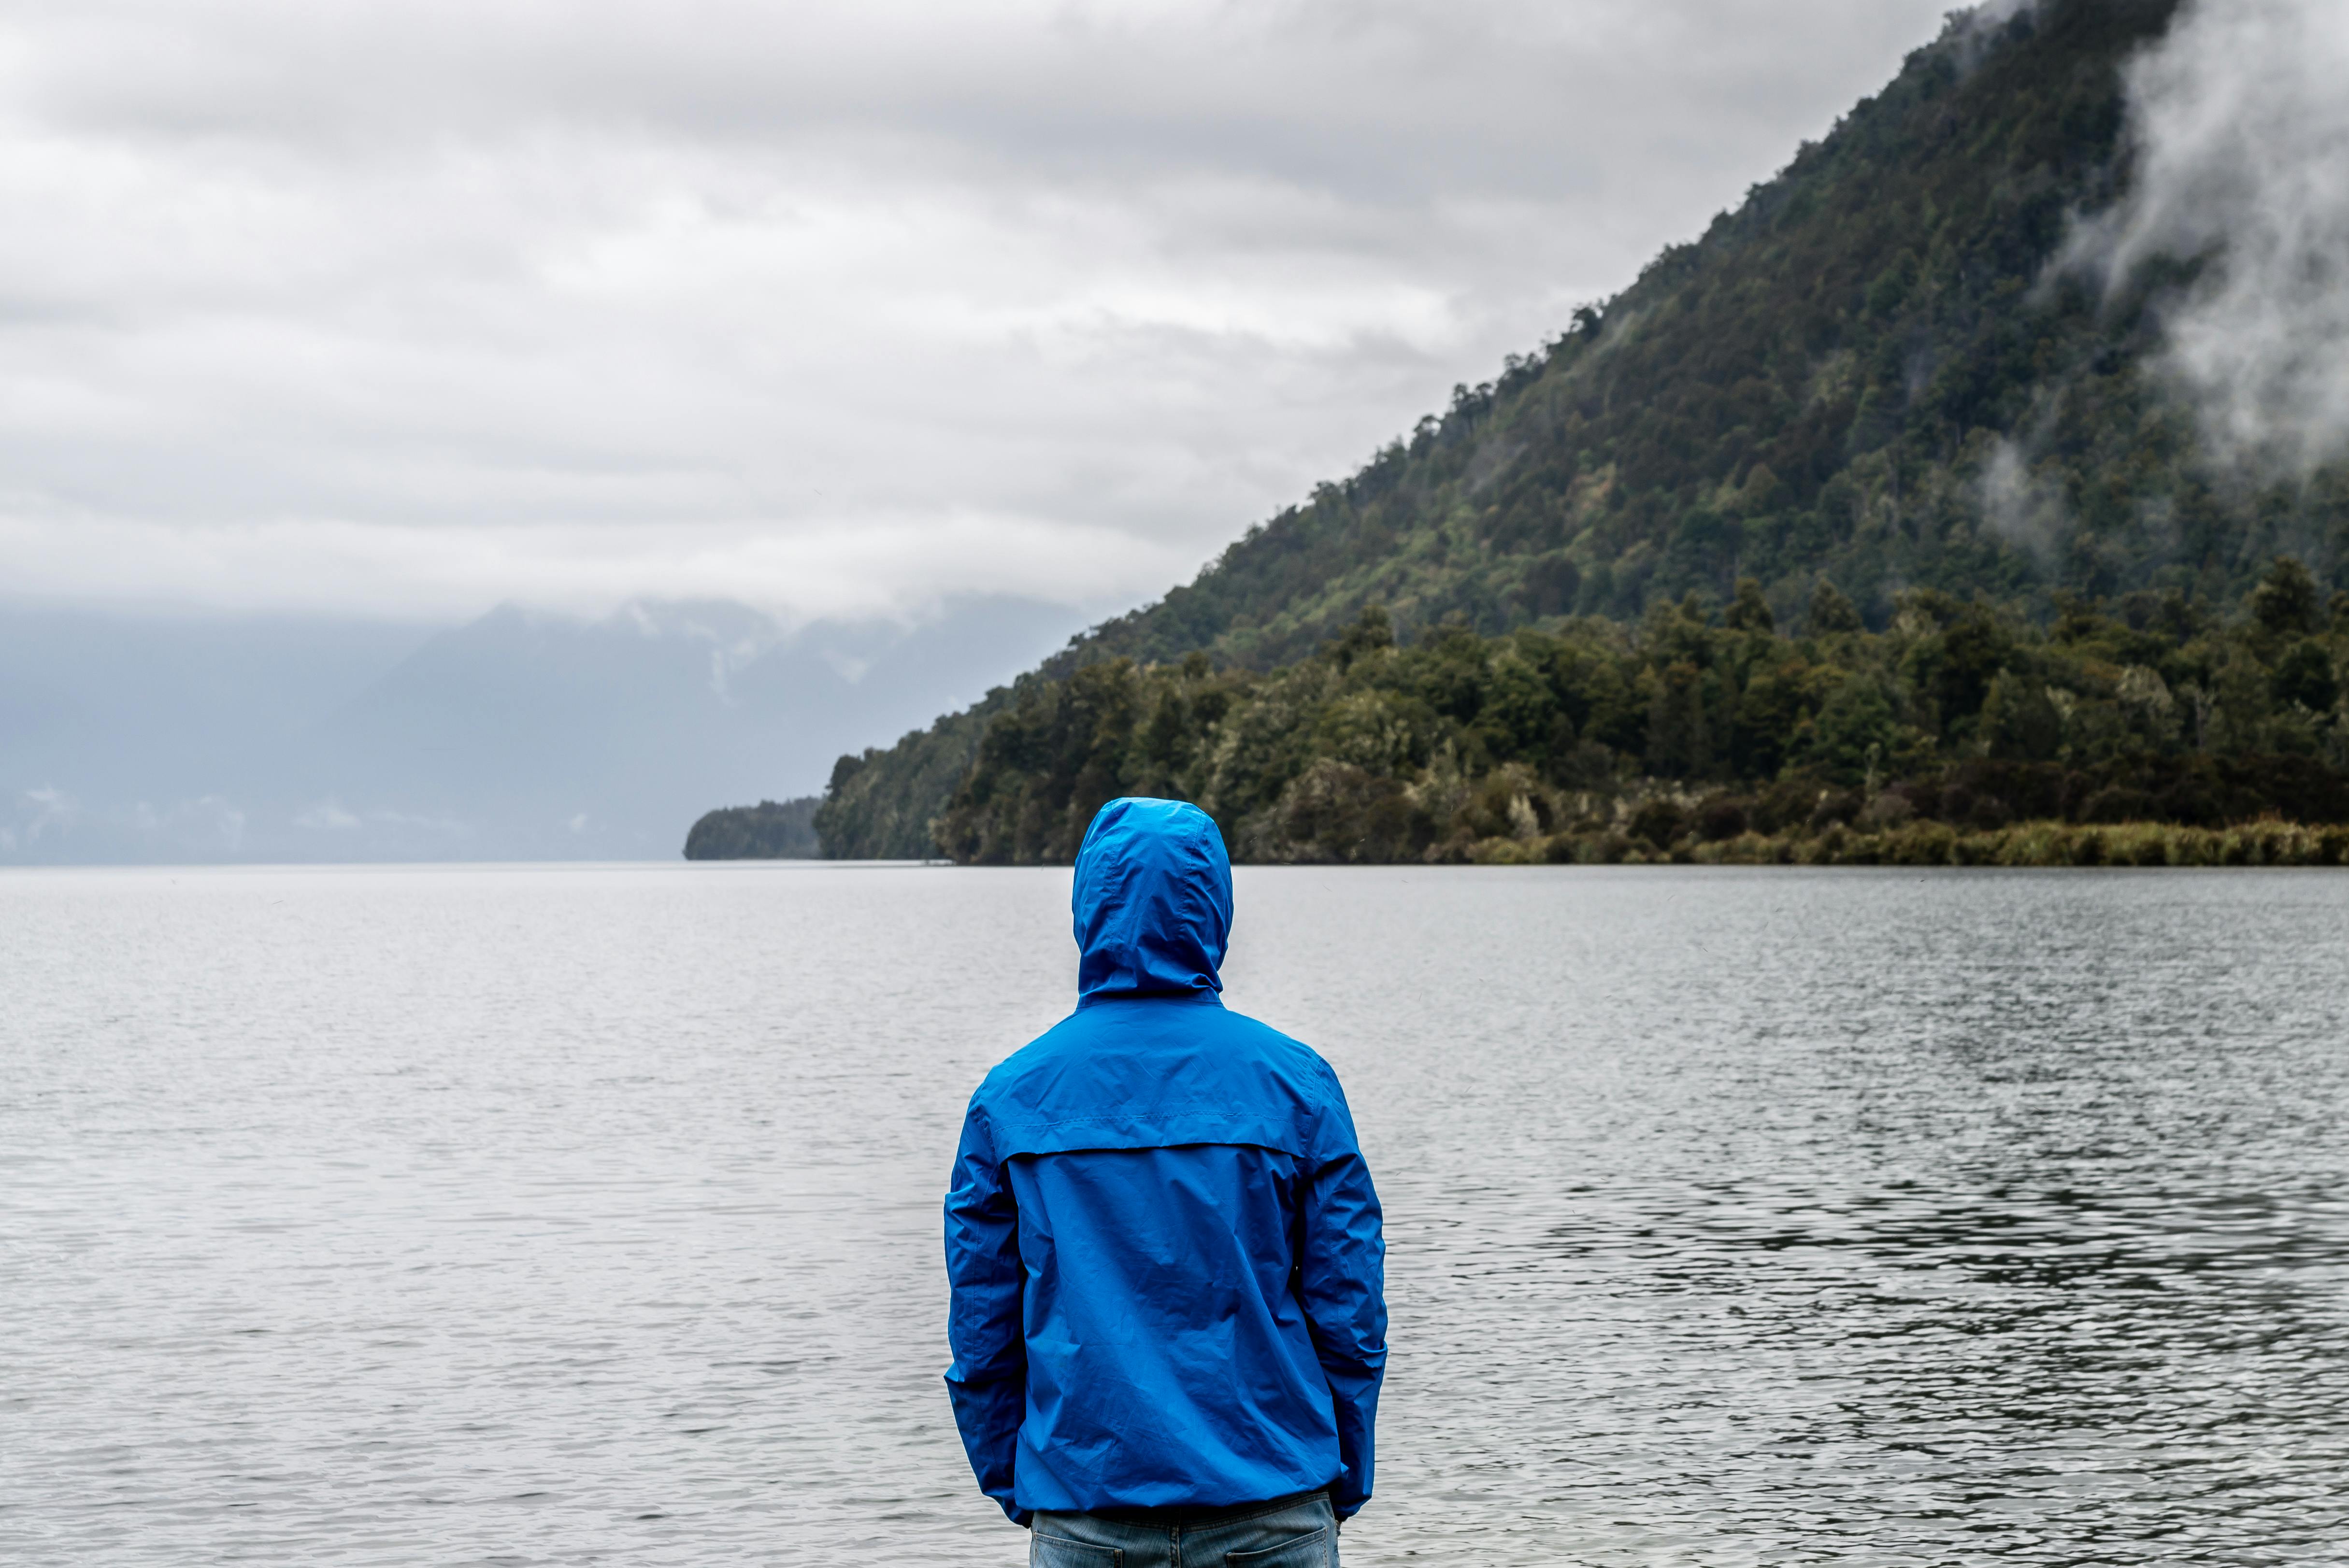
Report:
1029,1490,1338,1567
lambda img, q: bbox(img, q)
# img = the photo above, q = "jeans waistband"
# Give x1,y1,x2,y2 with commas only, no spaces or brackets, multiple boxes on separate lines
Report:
1089,1488,1329,1529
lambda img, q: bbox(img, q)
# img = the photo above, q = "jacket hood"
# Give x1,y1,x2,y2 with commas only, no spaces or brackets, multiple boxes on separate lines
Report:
1072,797,1232,1001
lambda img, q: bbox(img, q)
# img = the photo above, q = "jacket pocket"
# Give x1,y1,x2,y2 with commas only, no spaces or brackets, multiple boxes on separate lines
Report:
1031,1530,1123,1567
1224,1524,1334,1567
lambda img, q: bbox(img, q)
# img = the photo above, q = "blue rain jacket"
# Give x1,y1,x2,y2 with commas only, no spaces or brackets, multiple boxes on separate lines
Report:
943,798,1387,1526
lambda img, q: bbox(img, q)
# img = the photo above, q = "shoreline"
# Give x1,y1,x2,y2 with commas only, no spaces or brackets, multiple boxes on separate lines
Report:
1463,817,2349,868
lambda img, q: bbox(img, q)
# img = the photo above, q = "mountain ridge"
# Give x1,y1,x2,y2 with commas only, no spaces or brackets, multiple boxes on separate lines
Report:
0,592,1090,862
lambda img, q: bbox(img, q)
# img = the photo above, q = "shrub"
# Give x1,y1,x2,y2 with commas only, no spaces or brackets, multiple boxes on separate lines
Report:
1967,795,2013,830
1883,820,1957,865
1857,792,1916,831
2080,785,2156,824
1808,789,1862,832
1629,798,1687,848
1697,797,1750,841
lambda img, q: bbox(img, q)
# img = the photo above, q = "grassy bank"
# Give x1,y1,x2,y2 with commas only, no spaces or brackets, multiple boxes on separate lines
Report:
1470,817,2349,868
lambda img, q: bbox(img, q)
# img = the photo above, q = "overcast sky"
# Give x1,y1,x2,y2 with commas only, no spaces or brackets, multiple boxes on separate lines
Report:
0,0,1966,627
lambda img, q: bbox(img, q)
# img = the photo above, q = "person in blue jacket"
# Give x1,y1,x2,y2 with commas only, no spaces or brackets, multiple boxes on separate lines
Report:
944,797,1388,1565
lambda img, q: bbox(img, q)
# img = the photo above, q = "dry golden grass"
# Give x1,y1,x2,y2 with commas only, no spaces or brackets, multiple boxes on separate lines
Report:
1489,820,2349,868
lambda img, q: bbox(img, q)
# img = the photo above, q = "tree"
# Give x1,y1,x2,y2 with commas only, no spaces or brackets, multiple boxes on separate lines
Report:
1981,671,2063,762
2251,556,2323,640
1480,651,1560,760
1805,676,1897,780
1331,604,1396,670
2272,640,2340,713
1724,577,1776,633
1644,660,1711,778
1808,579,1864,634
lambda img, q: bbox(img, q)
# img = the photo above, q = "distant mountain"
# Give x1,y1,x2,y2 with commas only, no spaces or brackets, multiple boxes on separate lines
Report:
0,594,1090,863
816,0,2349,856
0,606,429,863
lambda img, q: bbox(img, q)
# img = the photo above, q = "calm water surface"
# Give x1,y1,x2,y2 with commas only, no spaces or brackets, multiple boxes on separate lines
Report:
3,864,2347,1565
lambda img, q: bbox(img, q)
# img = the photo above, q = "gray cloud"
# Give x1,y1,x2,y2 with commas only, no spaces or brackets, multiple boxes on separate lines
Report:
0,0,1959,623
2064,0,2349,481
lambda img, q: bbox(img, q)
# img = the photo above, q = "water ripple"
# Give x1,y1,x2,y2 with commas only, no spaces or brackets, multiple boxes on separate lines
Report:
2,864,2345,1565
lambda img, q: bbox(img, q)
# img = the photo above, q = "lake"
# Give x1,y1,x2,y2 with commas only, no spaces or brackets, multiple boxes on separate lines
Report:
4,864,2347,1565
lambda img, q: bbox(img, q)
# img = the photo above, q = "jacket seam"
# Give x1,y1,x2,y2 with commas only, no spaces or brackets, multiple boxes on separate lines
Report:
1003,1103,1323,1129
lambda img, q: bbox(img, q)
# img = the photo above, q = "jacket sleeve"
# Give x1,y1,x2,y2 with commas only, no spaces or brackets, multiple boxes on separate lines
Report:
942,1101,1031,1526
1297,1084,1388,1520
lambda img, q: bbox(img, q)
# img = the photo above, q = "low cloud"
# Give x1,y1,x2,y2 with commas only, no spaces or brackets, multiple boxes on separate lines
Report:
1977,437,2070,566
2063,0,2349,480
293,798,469,837
0,512,1198,625
17,785,80,841
0,0,1960,623
294,799,360,830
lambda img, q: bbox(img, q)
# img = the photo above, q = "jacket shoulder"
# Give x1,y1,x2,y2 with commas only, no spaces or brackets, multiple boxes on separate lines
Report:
967,999,1346,1159
979,1001,1332,1089
1213,1006,1343,1090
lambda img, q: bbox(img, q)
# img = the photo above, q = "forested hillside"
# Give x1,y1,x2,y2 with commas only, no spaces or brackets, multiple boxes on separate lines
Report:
683,795,820,858
1059,0,2310,671
932,563,2349,866
807,0,2349,861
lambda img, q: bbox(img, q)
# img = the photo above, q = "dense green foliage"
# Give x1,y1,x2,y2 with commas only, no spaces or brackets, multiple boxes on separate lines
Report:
1053,0,2344,674
683,795,821,859
812,701,1001,859
922,562,2349,864
806,0,2349,860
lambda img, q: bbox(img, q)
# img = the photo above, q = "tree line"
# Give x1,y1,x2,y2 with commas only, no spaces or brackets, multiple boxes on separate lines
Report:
813,558,2349,866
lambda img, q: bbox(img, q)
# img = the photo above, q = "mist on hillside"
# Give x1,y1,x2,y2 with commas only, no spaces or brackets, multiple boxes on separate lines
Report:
2068,0,2349,480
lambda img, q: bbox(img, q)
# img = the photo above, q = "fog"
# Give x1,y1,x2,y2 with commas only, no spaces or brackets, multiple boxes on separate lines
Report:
2067,0,2349,480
